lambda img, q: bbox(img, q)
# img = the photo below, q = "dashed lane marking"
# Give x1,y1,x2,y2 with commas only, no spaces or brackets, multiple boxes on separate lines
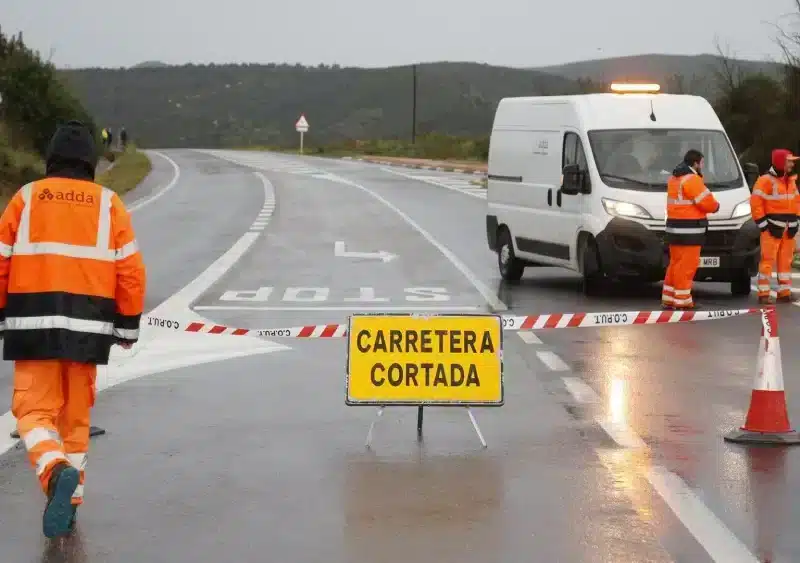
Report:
248,172,276,233
380,167,487,199
196,149,323,177
517,331,542,344
561,375,759,562
536,350,570,371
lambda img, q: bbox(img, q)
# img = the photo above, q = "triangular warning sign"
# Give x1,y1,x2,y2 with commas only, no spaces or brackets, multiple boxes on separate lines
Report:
295,114,309,128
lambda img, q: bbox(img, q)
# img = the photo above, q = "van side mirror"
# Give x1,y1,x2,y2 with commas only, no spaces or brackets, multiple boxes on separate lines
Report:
561,163,581,195
743,162,759,190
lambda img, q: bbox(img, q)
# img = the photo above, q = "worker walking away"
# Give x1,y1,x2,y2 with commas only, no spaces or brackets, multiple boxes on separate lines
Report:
119,126,128,151
0,120,146,538
661,149,720,310
752,149,800,304
100,127,108,149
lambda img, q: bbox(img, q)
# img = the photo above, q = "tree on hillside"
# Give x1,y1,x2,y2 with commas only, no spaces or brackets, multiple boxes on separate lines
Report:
0,27,95,155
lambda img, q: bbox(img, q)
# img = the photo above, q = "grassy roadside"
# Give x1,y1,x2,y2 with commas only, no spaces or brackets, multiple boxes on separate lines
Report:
96,146,152,196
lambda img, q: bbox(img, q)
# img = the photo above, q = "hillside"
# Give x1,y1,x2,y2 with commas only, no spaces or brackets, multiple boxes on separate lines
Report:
534,53,784,99
60,62,579,148
59,53,784,149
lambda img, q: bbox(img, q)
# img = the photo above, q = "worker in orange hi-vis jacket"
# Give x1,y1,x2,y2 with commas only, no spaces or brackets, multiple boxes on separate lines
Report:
0,121,146,538
751,148,800,304
661,149,720,310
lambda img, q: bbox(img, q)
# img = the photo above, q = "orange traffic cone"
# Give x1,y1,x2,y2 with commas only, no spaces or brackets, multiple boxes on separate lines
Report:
725,306,800,444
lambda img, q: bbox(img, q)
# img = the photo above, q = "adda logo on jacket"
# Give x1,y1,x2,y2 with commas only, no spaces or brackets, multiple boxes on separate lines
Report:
38,188,95,206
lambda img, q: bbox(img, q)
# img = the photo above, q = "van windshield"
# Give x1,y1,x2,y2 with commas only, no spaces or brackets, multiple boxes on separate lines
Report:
587,129,742,192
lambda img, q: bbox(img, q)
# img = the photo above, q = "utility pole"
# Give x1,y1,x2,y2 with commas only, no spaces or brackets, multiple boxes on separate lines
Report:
411,64,417,144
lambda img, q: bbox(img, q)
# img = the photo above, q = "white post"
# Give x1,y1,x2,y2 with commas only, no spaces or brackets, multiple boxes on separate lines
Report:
300,131,304,154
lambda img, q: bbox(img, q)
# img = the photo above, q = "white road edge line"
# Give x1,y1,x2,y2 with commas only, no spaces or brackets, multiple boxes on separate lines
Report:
536,350,569,371
561,376,758,562
380,167,486,199
327,173,507,312
517,331,541,344
193,305,481,312
126,150,181,212
0,165,285,457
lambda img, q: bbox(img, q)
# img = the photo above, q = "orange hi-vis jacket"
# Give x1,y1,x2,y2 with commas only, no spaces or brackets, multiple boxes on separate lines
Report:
750,171,800,235
665,167,720,245
0,177,146,364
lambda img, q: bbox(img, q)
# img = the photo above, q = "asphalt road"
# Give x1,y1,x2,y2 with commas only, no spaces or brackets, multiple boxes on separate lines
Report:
1,148,799,561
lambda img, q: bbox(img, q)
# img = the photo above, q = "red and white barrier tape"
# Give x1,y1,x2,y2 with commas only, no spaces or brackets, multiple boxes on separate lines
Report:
144,307,761,338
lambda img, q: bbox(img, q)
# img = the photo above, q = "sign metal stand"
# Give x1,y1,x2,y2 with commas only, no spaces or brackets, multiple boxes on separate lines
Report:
364,404,487,449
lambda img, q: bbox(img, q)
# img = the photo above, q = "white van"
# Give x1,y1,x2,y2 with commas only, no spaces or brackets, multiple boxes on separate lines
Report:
485,84,761,296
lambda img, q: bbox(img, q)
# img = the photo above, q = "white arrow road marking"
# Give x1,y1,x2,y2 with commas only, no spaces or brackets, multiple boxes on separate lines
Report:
334,241,397,263
0,162,288,457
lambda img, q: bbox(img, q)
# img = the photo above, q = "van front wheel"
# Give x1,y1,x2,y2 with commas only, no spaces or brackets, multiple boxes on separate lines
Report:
730,269,752,297
580,237,605,296
497,229,525,282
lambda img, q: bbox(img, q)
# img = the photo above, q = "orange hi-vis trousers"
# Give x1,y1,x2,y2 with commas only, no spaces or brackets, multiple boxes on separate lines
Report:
661,245,702,309
757,230,797,299
11,360,96,506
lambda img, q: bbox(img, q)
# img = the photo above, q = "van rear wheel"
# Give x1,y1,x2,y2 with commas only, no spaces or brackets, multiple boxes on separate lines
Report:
497,229,525,282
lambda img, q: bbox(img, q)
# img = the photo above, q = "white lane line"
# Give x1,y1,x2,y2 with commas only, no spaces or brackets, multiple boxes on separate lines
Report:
561,376,758,562
126,151,181,212
381,167,486,199
326,173,507,312
517,331,541,344
561,376,600,404
172,172,275,309
645,468,758,563
536,350,569,371
562,377,646,448
193,305,481,312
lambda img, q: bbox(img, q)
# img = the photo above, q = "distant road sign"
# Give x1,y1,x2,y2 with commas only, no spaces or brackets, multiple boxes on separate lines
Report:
295,114,309,132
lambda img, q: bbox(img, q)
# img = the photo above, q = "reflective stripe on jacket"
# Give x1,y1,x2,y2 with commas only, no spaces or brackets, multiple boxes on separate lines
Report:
0,178,146,364
665,171,720,245
750,172,800,230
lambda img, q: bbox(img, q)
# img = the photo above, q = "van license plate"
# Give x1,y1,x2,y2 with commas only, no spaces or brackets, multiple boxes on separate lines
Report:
700,257,720,268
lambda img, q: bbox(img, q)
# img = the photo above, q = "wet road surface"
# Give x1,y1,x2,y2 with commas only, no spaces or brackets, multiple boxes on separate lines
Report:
1,148,798,561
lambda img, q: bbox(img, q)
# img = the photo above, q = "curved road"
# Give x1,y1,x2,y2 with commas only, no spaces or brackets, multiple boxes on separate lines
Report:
0,148,798,561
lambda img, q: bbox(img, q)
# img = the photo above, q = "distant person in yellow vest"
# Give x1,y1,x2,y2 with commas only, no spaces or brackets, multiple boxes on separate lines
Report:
100,128,108,149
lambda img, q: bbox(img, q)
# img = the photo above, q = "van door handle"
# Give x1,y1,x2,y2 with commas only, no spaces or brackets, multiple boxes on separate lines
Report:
547,189,552,206
556,189,562,207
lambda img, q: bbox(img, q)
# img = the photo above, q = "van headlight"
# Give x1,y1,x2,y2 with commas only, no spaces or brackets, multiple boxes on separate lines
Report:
601,198,652,219
731,200,751,219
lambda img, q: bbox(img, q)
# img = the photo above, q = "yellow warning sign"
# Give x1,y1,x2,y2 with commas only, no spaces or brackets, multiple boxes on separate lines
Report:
346,314,503,406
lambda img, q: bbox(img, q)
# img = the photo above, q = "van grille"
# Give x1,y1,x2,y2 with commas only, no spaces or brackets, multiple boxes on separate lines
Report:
654,230,737,251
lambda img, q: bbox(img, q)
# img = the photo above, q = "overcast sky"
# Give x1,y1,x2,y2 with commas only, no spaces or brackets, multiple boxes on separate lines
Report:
3,0,799,69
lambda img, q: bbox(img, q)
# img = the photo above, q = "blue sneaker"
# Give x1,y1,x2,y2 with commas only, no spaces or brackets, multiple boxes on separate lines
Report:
42,462,80,538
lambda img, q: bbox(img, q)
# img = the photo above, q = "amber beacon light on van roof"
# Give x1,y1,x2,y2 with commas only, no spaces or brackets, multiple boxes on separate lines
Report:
609,82,661,94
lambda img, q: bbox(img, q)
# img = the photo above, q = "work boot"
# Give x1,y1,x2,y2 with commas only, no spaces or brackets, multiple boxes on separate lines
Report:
42,461,80,539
